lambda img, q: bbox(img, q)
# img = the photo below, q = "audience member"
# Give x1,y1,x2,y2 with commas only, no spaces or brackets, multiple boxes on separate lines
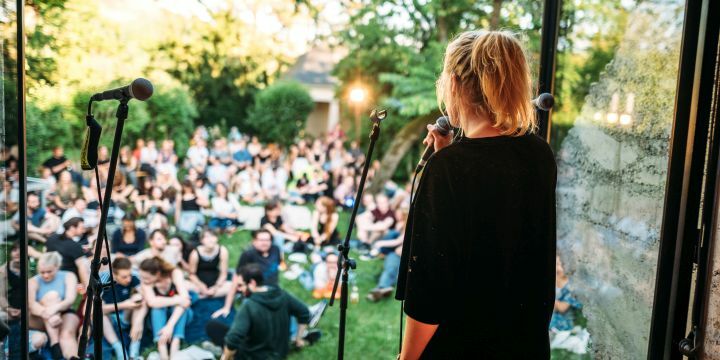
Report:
312,252,340,300
46,217,89,290
139,257,192,360
310,196,340,248
111,216,147,257
206,264,312,359
28,252,80,360
209,182,242,233
188,230,232,299
101,257,146,359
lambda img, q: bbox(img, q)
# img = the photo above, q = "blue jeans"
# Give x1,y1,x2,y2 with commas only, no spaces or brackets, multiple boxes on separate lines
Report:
378,252,401,289
151,306,193,341
178,211,205,233
209,217,238,231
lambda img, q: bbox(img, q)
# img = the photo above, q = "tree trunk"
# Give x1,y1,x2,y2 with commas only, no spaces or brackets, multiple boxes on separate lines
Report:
368,114,435,194
490,0,502,30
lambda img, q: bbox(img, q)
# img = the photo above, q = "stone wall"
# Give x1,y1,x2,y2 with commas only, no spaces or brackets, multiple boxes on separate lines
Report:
555,1,683,358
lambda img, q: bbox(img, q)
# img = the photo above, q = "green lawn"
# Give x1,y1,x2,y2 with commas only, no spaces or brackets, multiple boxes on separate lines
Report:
218,208,590,359
219,209,402,359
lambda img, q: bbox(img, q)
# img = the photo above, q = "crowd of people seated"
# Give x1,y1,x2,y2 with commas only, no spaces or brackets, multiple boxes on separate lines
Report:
0,123,411,360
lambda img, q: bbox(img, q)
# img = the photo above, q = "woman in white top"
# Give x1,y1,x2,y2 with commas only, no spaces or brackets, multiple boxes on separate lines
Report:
209,182,242,233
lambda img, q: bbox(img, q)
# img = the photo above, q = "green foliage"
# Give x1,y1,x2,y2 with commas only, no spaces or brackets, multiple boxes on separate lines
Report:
246,82,315,147
152,0,317,129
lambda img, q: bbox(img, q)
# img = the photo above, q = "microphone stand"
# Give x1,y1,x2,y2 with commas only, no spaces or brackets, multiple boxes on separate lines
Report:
329,109,387,360
76,98,130,359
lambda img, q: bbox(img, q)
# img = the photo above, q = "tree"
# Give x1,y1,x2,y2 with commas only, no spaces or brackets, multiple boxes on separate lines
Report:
153,0,319,129
246,81,315,147
334,0,544,192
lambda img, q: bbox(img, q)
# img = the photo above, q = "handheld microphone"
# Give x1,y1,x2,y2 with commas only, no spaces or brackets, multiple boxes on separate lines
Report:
91,78,154,102
416,116,452,173
532,93,554,111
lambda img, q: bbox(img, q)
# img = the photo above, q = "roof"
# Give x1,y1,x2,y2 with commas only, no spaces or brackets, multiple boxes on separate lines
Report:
284,46,346,86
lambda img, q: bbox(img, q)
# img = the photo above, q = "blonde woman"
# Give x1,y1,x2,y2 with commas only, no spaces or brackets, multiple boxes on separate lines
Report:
397,31,557,359
28,251,80,360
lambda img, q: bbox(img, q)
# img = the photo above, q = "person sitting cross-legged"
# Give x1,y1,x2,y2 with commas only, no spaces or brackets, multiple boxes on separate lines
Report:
101,257,147,359
188,230,233,299
139,257,193,360
205,264,319,359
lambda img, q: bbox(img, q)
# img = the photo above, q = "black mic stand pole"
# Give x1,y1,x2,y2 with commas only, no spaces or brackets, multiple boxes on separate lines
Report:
76,98,129,359
329,109,387,360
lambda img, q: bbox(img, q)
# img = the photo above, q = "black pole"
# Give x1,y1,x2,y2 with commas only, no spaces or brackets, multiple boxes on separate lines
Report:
76,99,129,359
648,0,705,358
15,0,29,358
537,0,561,142
329,109,385,360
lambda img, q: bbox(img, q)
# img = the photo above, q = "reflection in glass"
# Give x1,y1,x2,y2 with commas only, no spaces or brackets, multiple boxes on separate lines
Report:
1,0,20,358
553,1,684,358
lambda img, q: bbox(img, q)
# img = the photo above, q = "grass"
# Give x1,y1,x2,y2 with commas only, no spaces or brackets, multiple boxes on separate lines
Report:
218,209,402,359
217,208,590,359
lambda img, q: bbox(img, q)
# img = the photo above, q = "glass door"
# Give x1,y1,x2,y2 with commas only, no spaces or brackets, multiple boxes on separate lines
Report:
547,0,686,358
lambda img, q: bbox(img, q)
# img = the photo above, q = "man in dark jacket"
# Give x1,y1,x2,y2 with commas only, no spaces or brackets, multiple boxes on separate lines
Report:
220,264,311,359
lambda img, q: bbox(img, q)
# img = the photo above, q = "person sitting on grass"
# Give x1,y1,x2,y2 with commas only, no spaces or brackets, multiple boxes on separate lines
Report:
209,182,242,234
28,252,80,360
12,192,60,244
132,229,180,268
356,194,396,250
310,196,340,249
101,257,147,360
111,216,147,258
139,257,193,360
261,200,309,253
213,229,284,319
205,264,319,360
188,230,233,299
312,252,340,300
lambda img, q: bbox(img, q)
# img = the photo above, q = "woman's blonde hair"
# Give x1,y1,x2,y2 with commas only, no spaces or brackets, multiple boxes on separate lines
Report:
38,251,62,268
437,30,536,136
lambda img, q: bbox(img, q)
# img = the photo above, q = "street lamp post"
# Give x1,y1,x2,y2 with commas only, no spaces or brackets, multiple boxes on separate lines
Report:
349,87,366,142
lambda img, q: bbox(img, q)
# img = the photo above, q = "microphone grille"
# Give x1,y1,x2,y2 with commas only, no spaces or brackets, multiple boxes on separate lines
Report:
435,116,451,136
130,78,154,101
536,93,554,111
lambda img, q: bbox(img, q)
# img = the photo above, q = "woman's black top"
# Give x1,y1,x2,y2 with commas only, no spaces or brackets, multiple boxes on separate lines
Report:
396,134,557,359
317,216,340,245
181,196,201,211
7,263,22,309
195,248,220,288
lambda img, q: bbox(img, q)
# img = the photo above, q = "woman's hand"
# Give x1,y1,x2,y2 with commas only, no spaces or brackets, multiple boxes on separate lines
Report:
423,124,454,152
157,325,173,345
212,307,230,319
47,314,62,327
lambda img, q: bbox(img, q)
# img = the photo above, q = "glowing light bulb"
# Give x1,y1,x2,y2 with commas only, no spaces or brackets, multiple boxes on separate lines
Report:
607,113,619,124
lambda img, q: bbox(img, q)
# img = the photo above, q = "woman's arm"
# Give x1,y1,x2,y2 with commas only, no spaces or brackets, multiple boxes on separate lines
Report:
175,193,182,224
310,211,320,239
214,247,229,288
400,316,438,360
164,304,186,330
28,279,45,317
140,283,180,308
55,272,78,311
328,213,339,236
186,253,205,291
172,268,191,303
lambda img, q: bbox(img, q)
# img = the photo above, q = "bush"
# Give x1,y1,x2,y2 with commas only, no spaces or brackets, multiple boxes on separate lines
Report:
246,81,314,147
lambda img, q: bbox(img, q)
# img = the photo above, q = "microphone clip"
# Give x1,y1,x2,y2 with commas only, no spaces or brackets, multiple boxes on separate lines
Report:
370,109,387,123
